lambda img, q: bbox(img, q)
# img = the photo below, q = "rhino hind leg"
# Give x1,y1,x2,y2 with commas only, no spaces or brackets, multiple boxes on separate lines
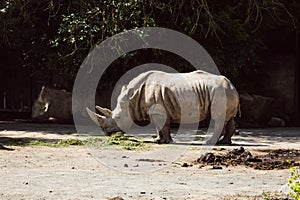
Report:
206,123,225,145
218,118,236,145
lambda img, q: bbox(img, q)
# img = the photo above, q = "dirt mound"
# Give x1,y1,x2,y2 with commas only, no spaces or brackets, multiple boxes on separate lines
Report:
196,147,300,170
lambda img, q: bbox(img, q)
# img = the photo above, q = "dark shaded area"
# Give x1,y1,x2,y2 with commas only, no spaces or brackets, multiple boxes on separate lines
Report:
0,144,14,151
0,121,76,134
0,122,78,150
0,1,300,125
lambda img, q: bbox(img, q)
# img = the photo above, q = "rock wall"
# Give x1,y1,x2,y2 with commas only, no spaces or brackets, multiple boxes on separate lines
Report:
260,53,296,123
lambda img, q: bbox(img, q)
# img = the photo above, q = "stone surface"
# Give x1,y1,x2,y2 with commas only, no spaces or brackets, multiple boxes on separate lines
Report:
268,117,286,127
239,92,282,127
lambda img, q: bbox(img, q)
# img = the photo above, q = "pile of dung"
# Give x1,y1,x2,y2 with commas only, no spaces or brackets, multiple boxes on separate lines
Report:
197,147,300,170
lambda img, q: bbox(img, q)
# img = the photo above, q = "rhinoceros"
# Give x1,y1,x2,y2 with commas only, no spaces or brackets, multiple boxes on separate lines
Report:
87,70,240,144
32,86,73,123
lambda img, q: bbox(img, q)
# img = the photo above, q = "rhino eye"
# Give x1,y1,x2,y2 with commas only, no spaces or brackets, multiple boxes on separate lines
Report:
43,102,49,112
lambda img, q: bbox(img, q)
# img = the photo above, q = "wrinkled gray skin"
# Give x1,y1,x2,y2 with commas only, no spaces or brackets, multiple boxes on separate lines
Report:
87,70,240,144
32,86,72,123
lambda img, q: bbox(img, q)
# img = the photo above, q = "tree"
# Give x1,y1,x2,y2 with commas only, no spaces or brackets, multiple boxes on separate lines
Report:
0,0,298,90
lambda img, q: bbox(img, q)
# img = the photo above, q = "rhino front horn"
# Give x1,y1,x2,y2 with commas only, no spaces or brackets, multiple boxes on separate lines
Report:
95,105,112,117
86,107,105,126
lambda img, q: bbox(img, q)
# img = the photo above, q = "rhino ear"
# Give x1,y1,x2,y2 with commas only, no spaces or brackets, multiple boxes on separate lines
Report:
121,85,127,93
95,106,112,117
38,86,46,101
86,107,105,126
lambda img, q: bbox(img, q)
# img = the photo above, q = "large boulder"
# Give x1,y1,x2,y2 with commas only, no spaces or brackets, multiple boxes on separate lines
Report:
238,92,285,127
32,86,72,123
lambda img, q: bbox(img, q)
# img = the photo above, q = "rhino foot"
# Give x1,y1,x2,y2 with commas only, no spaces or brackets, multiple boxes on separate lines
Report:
217,138,232,145
154,136,173,144
205,137,220,145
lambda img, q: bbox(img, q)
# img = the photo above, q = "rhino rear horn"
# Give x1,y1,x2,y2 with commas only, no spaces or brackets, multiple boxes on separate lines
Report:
95,105,112,117
86,107,105,126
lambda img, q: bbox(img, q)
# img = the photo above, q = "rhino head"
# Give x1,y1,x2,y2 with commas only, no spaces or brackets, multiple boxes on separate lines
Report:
86,106,121,135
32,86,51,121
86,86,135,135
86,104,133,135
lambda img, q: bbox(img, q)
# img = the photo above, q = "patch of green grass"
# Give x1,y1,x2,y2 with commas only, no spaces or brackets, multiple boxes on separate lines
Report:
222,191,290,200
28,138,84,148
85,132,151,151
0,137,85,148
4,132,151,150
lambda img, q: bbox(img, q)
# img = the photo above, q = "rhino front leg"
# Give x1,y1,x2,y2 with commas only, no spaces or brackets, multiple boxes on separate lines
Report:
149,104,172,144
155,121,172,144
150,114,172,144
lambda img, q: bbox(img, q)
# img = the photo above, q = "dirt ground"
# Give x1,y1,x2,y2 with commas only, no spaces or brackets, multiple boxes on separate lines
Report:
0,122,299,200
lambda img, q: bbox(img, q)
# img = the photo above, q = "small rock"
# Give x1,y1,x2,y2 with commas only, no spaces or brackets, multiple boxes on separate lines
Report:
268,117,285,127
181,163,189,167
237,147,245,153
215,156,222,162
108,196,124,200
230,148,238,154
212,165,223,170
229,152,237,159
124,164,129,167
198,164,205,169
198,152,215,163
247,157,262,162
242,150,252,157
246,155,253,161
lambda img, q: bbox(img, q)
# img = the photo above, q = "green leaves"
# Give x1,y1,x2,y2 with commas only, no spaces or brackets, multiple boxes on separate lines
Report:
0,0,298,88
49,0,156,74
288,167,300,199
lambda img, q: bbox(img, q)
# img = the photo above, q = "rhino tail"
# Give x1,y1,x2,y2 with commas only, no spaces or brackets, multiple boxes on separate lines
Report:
238,102,241,118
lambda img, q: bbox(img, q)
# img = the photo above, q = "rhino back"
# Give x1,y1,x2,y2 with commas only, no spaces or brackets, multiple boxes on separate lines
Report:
127,71,222,123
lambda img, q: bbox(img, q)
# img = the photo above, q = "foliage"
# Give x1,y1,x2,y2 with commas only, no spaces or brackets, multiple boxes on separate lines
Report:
85,132,150,151
288,167,300,200
222,191,290,199
0,0,298,89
